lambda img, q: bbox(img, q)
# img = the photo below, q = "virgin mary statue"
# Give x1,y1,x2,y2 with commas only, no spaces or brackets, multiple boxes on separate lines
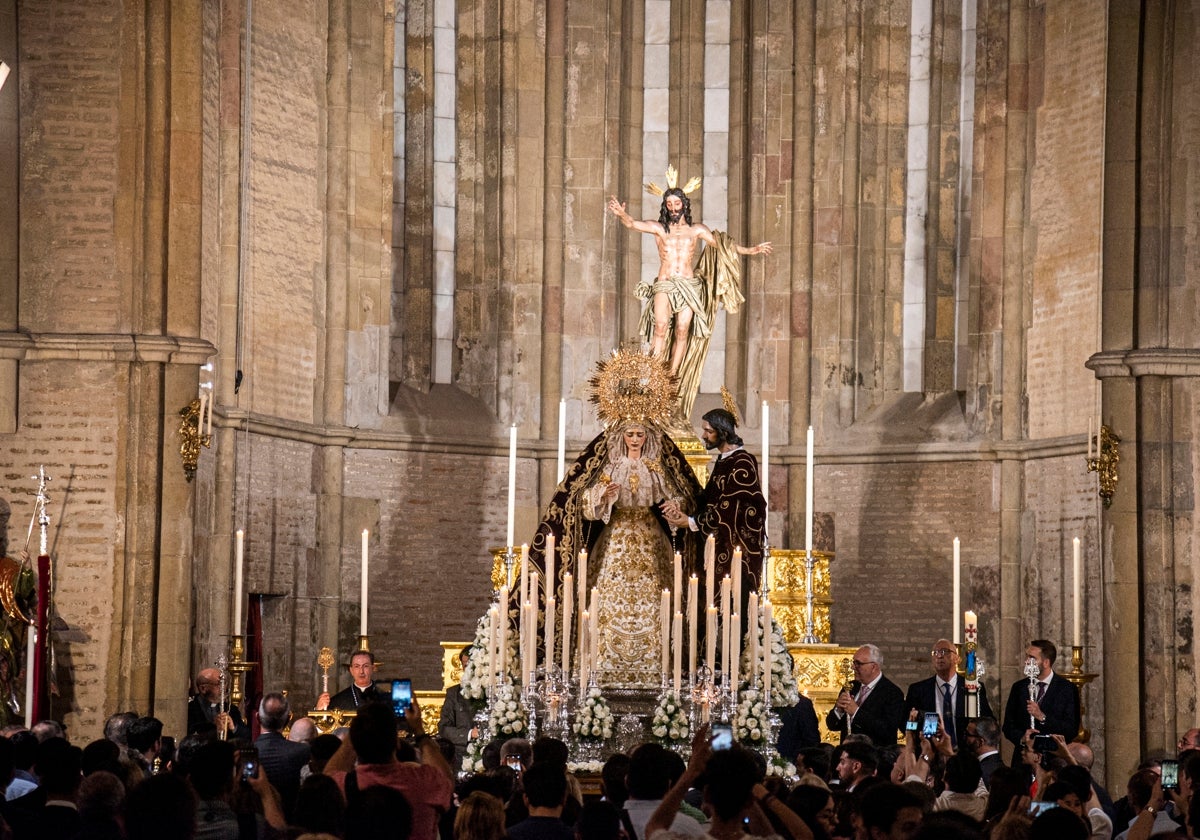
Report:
528,350,702,690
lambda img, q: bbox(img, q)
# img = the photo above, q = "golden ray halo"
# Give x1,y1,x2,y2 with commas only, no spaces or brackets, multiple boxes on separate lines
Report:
588,348,677,430
644,164,702,198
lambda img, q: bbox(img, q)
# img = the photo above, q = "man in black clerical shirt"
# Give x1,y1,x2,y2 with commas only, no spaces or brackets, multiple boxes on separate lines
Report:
317,650,381,711
187,668,250,740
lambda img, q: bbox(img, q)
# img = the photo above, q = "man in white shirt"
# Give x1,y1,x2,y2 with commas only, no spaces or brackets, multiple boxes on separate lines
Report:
623,743,705,839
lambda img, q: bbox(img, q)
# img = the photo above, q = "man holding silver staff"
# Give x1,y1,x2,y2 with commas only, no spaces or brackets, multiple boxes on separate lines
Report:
1001,639,1079,766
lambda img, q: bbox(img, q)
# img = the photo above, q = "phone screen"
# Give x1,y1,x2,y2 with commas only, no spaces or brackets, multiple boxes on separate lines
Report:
392,679,413,717
711,724,734,750
922,712,939,738
239,748,259,781
1162,759,1179,791
1029,801,1057,816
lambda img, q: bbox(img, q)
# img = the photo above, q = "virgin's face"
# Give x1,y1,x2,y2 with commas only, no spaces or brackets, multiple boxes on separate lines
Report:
623,426,646,455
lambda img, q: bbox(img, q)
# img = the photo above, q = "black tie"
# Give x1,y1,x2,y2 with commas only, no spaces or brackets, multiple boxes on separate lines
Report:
941,681,956,746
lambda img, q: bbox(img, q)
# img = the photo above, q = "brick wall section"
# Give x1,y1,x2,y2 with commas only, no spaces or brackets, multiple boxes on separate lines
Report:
820,459,1001,700
340,447,539,691
17,1,124,332
2,362,123,738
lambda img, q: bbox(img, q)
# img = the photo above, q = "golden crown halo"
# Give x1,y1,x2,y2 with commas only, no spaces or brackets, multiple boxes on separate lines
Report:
588,347,677,430
644,164,702,198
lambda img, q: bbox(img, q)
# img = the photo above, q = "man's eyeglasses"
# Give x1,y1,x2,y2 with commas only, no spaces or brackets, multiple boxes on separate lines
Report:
850,659,873,668
931,649,955,657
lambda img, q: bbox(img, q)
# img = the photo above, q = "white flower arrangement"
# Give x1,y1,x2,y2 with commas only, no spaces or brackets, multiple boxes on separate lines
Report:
488,683,529,737
733,688,768,745
572,685,614,741
738,616,801,708
650,691,690,744
567,759,605,774
461,681,528,775
766,755,798,780
461,607,525,703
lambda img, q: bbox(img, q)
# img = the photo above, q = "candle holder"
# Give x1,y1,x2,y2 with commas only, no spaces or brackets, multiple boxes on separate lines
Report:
177,397,212,482
1061,645,1099,742
690,664,718,728
802,549,819,644
226,634,259,709
760,542,772,598
1086,424,1121,508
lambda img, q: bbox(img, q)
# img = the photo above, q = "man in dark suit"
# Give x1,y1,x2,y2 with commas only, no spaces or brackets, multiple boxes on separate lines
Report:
438,646,478,770
964,717,1003,788
904,637,994,749
824,644,905,746
255,691,310,820
1001,638,1080,764
777,691,822,761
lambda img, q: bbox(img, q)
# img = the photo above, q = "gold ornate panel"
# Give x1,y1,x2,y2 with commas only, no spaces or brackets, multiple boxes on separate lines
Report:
788,645,858,745
767,549,833,644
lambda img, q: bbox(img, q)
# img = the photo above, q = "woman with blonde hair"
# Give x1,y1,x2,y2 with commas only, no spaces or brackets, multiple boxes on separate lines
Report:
454,791,508,840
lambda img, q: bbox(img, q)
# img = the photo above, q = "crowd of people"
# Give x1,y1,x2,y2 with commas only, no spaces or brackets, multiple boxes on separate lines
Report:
1,635,1197,840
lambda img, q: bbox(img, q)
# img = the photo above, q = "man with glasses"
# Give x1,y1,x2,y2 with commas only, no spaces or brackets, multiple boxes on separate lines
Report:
903,639,993,749
963,718,1003,788
187,667,250,740
824,644,905,746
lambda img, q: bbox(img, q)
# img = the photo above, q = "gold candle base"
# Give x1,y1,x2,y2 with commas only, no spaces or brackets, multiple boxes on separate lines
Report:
1061,645,1098,742
227,634,259,709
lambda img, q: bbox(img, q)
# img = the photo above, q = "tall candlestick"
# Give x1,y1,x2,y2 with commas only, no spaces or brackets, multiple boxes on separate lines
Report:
1072,537,1081,647
561,573,573,677
952,537,961,644
747,592,759,686
706,606,718,675
964,609,979,717
673,553,683,617
498,585,509,680
762,401,770,509
705,538,715,605
589,597,599,672
660,589,671,682
544,536,555,598
579,610,590,688
234,529,245,635
730,612,740,690
687,575,698,677
544,596,556,674
763,600,774,700
805,426,814,553
732,548,743,613
360,529,369,636
528,572,539,681
673,612,683,695
1087,416,1093,461
487,606,498,689
720,576,731,677
519,543,529,602
506,424,517,551
557,399,567,481
576,547,585,672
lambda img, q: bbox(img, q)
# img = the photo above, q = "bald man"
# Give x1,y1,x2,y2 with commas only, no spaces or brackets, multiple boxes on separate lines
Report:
186,667,250,740
903,638,993,749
